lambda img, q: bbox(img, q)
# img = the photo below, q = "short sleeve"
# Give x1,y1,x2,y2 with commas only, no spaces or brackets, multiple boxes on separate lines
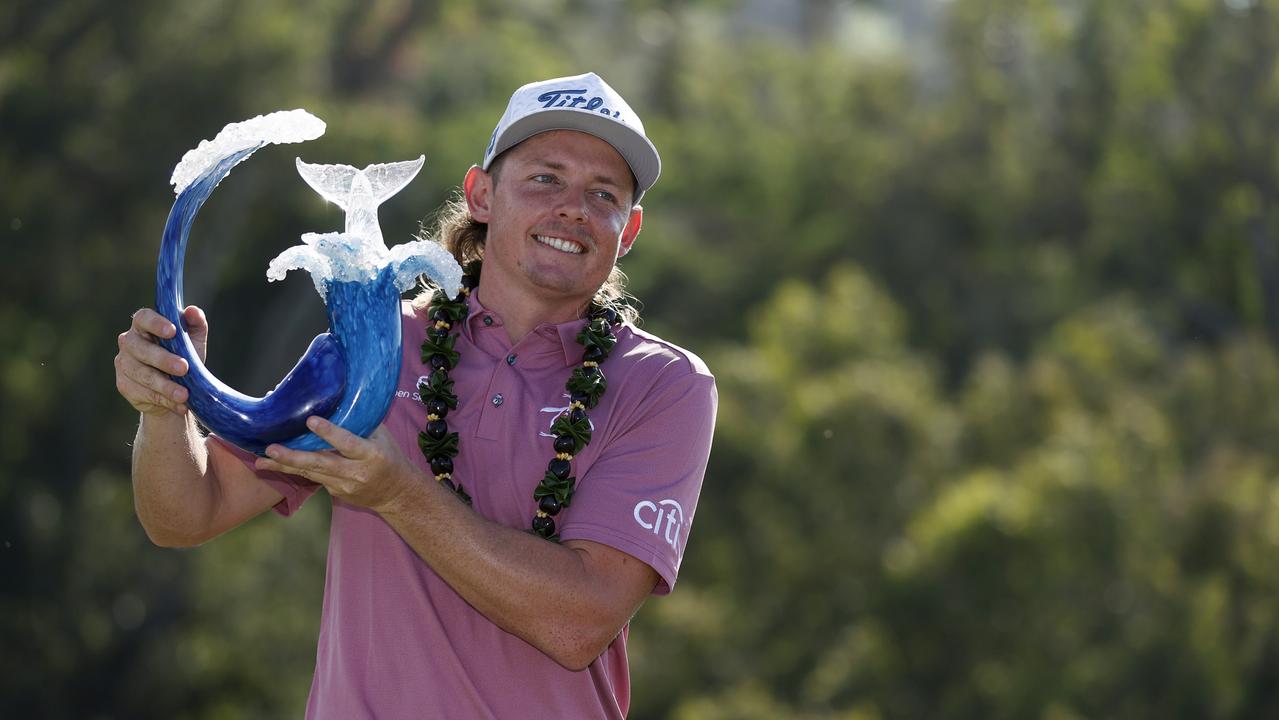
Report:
207,434,321,517
557,370,717,595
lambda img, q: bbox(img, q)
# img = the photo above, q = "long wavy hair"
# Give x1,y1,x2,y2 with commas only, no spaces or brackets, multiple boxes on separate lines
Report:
411,191,640,324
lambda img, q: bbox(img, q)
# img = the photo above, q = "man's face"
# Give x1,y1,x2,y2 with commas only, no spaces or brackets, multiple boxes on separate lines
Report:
464,130,643,311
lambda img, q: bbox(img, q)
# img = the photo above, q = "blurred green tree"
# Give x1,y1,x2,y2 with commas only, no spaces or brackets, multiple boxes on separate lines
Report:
5,0,1279,717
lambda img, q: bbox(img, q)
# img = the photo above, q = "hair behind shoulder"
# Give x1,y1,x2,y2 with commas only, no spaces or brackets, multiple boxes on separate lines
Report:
411,192,640,324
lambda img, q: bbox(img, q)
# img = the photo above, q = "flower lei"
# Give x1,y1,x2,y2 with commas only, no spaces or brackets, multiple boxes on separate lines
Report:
416,261,621,541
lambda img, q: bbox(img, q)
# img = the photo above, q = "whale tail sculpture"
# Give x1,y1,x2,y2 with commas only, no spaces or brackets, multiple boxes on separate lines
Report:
157,110,462,455
296,157,426,209
295,157,425,247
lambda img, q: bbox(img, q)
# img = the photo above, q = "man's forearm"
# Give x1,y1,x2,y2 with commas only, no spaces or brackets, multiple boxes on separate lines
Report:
378,475,655,671
252,420,661,670
131,412,218,546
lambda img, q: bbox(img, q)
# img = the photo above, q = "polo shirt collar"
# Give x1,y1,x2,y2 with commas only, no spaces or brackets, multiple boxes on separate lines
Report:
464,289,588,367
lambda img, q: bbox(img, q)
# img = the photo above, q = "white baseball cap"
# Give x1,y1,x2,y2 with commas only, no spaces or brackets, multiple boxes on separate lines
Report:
482,72,661,203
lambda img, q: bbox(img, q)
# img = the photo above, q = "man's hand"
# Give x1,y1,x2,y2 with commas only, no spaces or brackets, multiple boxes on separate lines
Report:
121,305,285,547
115,306,208,416
255,418,422,514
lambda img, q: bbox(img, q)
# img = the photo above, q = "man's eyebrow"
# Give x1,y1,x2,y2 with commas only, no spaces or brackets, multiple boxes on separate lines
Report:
591,173,625,189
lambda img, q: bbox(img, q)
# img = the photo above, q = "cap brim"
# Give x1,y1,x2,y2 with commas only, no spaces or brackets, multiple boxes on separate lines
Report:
486,109,661,203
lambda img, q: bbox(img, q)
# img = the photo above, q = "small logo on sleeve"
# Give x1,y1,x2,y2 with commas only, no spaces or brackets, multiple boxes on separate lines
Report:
633,499,685,553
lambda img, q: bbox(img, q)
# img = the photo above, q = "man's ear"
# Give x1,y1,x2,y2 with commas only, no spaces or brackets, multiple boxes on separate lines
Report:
463,165,492,223
617,205,643,258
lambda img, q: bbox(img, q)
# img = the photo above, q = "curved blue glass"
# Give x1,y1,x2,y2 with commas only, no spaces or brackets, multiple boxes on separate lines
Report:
156,144,402,455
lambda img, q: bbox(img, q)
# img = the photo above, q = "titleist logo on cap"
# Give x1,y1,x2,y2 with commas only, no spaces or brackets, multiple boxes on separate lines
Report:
534,88,625,119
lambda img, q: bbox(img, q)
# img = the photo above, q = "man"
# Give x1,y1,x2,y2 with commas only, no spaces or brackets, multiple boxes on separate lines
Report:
114,72,717,718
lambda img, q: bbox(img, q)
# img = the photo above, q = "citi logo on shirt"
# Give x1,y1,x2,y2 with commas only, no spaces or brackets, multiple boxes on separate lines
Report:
634,499,684,553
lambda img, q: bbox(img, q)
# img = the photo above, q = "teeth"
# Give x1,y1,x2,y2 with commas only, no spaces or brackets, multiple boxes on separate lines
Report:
534,235,583,254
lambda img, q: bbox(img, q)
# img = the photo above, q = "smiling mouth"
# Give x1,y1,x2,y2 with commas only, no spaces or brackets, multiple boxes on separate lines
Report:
533,234,585,255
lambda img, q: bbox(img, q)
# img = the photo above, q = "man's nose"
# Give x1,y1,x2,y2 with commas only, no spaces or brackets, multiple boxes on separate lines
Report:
556,194,589,224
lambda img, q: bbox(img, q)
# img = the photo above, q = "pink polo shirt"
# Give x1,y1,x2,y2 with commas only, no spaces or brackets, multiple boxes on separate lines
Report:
210,295,717,719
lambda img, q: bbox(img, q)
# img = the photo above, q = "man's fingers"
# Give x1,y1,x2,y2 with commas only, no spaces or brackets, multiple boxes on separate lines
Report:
258,447,348,491
120,328,189,378
131,308,177,340
255,456,291,475
117,349,187,403
306,417,364,458
115,368,187,415
116,307,198,415
259,420,370,483
263,443,337,474
254,456,321,483
182,306,209,358
182,305,207,331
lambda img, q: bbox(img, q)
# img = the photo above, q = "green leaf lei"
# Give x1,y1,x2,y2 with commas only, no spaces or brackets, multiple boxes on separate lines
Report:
417,261,623,541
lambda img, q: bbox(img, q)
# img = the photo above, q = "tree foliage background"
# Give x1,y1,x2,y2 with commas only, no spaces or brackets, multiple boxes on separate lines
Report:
4,0,1279,717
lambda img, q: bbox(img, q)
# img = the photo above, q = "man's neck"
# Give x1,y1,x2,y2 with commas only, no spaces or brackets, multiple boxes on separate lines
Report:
474,283,588,344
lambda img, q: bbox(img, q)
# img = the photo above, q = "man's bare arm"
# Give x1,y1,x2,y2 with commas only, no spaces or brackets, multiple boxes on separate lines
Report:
257,419,658,670
117,307,283,546
381,486,659,671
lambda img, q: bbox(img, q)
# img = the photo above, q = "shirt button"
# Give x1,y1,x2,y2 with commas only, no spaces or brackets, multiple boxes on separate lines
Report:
491,393,504,407
506,354,517,366
483,316,494,326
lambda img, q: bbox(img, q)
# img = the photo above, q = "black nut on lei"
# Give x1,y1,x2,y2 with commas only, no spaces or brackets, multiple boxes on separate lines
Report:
429,455,453,476
538,494,562,516
532,515,556,536
548,457,572,479
591,306,619,325
425,419,448,440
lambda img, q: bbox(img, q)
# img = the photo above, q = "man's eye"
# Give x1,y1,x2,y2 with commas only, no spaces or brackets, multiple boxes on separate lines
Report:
532,174,555,183
594,190,617,203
